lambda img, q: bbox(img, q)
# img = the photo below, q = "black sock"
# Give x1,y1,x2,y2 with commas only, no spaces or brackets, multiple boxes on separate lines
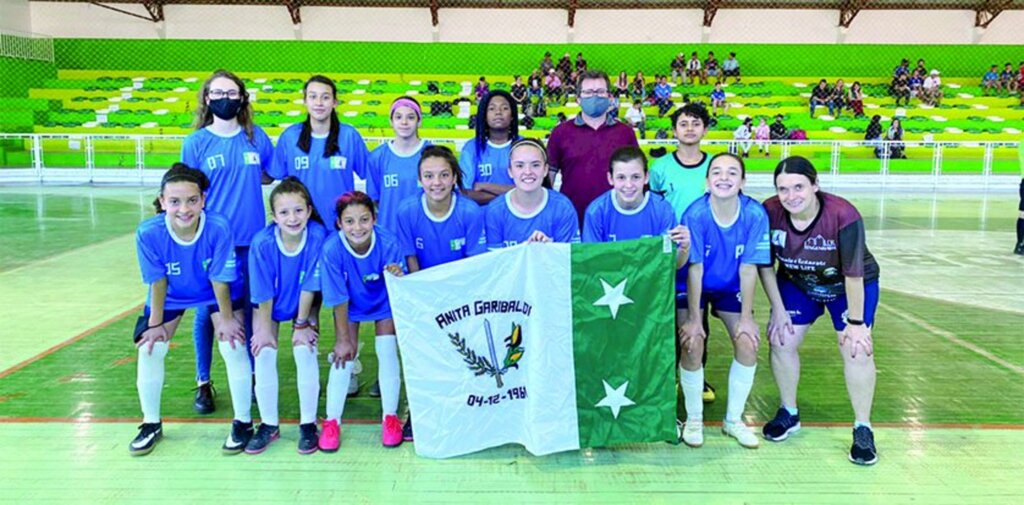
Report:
1017,217,1024,244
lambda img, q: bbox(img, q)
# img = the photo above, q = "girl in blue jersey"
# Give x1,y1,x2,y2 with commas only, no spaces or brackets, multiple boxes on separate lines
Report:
367,96,431,234
460,90,519,205
677,153,771,450
484,138,580,248
582,146,686,249
130,164,248,456
269,75,370,227
319,191,408,451
246,178,328,456
181,70,274,415
398,145,487,272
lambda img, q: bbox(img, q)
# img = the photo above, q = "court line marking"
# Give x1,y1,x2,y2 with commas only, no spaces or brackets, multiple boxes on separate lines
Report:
879,302,1024,376
0,303,142,380
0,417,1021,430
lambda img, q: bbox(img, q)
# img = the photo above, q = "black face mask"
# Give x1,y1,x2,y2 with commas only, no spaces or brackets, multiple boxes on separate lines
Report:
208,98,243,120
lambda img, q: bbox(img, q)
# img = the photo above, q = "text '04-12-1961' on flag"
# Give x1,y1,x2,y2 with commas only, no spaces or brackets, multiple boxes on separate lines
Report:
385,237,679,458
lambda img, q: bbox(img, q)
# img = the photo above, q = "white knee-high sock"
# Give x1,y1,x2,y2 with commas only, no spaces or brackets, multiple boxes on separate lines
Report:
218,340,253,423
293,345,320,425
375,335,400,417
254,348,279,426
325,360,353,423
679,367,704,422
726,359,757,423
137,342,169,424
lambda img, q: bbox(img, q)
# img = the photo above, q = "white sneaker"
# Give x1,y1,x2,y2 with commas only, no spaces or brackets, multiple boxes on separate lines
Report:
681,419,704,448
722,420,759,449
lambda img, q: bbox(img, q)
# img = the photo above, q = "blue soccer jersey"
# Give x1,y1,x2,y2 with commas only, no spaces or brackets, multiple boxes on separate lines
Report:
396,193,487,270
485,189,581,249
268,123,370,227
582,190,677,243
320,226,407,322
180,126,274,247
248,221,327,322
459,138,515,189
683,193,771,293
136,212,243,310
366,139,431,233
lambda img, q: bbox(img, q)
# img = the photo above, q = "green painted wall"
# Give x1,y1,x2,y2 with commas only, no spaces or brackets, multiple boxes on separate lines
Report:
52,39,1021,78
0,56,57,97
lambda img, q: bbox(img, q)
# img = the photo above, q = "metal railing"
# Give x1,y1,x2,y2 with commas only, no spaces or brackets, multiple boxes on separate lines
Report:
0,29,55,63
0,133,1019,189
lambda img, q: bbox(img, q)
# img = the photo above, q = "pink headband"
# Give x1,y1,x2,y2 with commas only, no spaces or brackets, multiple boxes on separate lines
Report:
390,98,421,119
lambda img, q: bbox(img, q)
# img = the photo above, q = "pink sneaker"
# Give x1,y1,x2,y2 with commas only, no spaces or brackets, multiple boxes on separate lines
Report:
319,419,340,453
382,414,403,448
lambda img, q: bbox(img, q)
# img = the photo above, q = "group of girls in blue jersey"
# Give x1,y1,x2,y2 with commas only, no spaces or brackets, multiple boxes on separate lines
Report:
130,70,878,467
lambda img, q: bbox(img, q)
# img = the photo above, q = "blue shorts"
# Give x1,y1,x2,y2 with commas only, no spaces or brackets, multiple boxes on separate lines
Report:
675,290,743,313
778,276,879,331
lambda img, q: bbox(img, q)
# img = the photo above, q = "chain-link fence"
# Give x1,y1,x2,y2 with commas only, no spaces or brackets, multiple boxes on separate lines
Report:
1,1,1022,176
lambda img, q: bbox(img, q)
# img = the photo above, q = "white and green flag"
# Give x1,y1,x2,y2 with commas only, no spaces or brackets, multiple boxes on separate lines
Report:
386,237,678,458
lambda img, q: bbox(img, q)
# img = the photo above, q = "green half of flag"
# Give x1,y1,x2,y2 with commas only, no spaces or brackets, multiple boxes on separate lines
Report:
570,237,679,448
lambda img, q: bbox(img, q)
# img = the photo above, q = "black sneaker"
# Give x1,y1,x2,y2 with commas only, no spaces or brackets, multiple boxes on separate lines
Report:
222,420,254,455
762,408,801,442
129,422,162,456
192,382,216,415
402,417,414,442
297,423,319,455
702,381,716,404
368,380,381,398
849,426,878,465
244,424,280,455
1014,241,1024,256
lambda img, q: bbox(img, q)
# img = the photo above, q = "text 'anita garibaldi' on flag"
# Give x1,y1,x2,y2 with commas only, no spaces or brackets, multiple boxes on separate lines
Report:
385,237,679,458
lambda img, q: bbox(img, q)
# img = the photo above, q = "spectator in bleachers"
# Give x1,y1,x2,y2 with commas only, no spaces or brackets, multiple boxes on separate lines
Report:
510,75,528,111
545,69,563,106
557,53,573,78
687,52,704,85
624,100,647,139
540,52,555,76
671,53,687,85
914,59,927,78
982,65,1000,95
891,74,911,107
1000,63,1017,95
563,70,579,103
886,118,905,159
921,70,941,106
865,115,884,158
770,114,788,142
653,75,673,117
631,71,647,103
475,76,490,103
527,70,544,108
731,117,753,158
722,52,741,84
616,71,630,98
893,58,910,79
710,82,728,117
547,69,640,222
908,70,924,102
575,52,588,73
755,117,770,156
810,79,833,118
848,81,865,117
1018,62,1024,106
830,79,847,117
705,51,720,84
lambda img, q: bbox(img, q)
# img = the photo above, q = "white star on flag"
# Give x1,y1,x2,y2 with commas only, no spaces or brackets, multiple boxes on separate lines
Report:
594,379,636,419
592,278,634,319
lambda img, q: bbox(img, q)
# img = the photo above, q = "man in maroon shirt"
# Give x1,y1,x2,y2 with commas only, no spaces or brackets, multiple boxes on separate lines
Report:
547,70,639,222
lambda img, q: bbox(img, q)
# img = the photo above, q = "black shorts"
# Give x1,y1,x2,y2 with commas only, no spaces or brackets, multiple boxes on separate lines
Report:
1019,178,1023,212
723,69,740,77
133,299,245,343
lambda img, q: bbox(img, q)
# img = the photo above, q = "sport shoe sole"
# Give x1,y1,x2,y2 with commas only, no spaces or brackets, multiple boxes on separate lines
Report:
244,431,280,455
763,422,801,442
722,425,759,449
297,445,319,455
849,453,879,466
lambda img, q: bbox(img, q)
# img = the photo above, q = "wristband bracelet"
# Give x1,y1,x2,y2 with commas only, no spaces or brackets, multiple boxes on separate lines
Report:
294,320,311,330
847,318,864,326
